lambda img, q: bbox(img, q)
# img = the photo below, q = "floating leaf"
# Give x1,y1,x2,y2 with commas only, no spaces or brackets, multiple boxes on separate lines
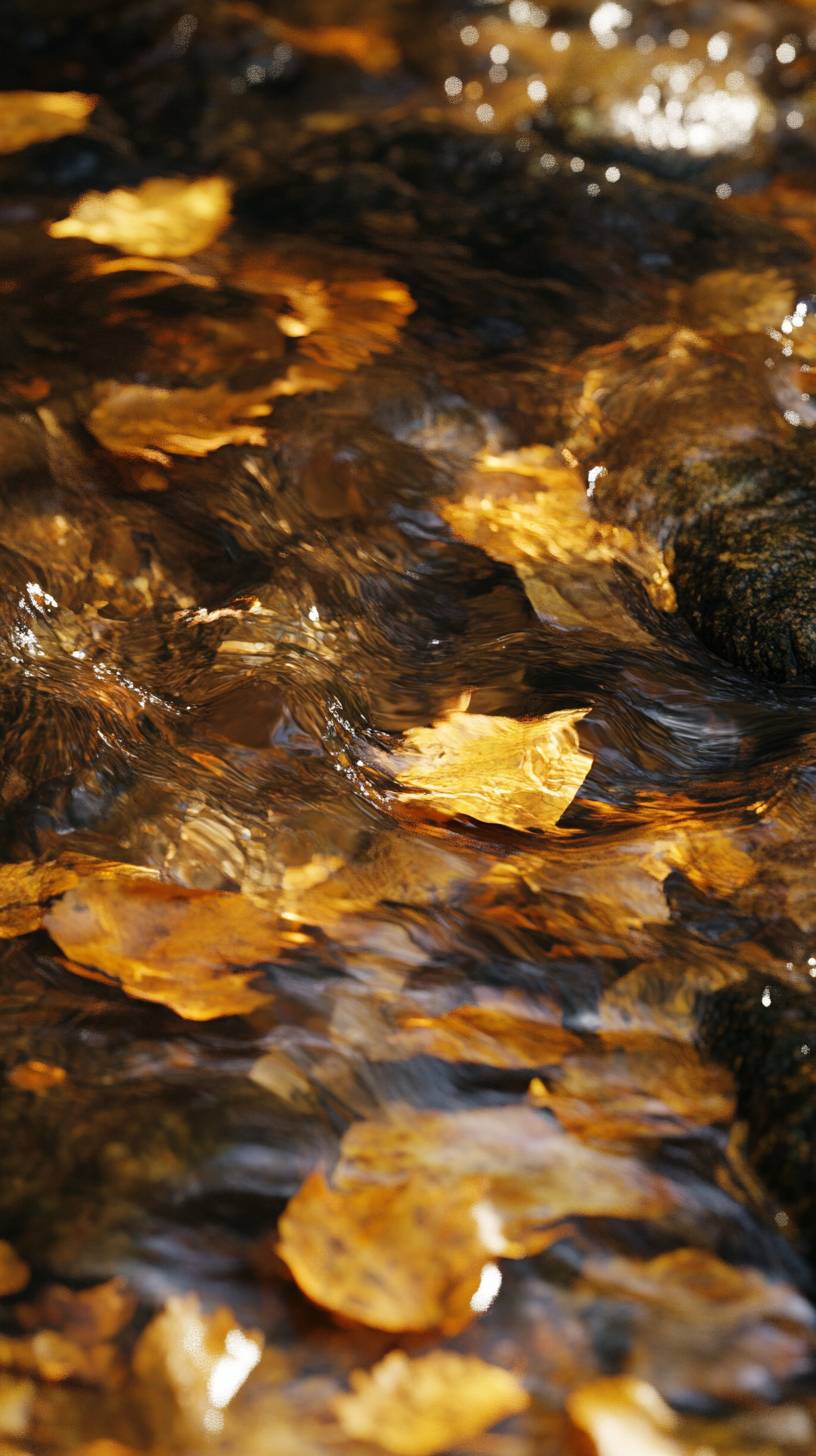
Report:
334,1350,529,1456
45,877,276,1019
0,91,96,154
49,177,232,258
394,707,593,830
0,1244,28,1299
134,1295,263,1442
277,1169,490,1333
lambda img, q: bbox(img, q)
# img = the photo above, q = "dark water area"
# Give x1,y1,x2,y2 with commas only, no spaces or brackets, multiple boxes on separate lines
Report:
1,2,816,1452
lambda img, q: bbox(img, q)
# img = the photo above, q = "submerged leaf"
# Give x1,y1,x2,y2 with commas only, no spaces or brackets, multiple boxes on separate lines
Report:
277,1169,490,1333
49,177,232,258
335,1104,674,1253
535,1036,735,1139
45,877,276,1019
334,1349,529,1456
0,856,156,940
578,1249,815,1405
0,91,96,154
395,1004,582,1069
567,1376,684,1456
272,20,399,74
134,1294,263,1442
394,707,593,829
7,1061,66,1094
0,1245,28,1299
86,381,270,462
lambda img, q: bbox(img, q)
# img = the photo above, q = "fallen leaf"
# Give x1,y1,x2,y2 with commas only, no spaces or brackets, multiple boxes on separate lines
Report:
49,177,232,258
45,877,276,1019
134,1294,263,1442
0,1246,28,1299
0,1374,34,1440
277,1169,491,1333
335,1105,674,1255
578,1249,815,1405
442,450,676,617
86,381,270,462
0,1331,119,1386
0,91,96,154
7,1062,66,1094
272,20,399,74
393,707,593,830
334,1350,529,1456
567,1376,684,1456
0,856,157,941
535,1036,735,1139
17,1279,136,1346
394,1004,582,1069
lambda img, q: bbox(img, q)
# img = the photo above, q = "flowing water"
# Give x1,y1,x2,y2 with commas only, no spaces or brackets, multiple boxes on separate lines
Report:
1,2,816,1452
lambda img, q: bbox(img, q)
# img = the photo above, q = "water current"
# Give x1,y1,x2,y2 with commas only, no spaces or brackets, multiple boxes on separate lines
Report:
1,2,816,1452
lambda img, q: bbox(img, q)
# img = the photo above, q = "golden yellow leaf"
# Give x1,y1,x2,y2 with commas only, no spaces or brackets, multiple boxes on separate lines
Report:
534,1036,735,1139
277,1169,490,1333
49,176,232,258
334,1350,529,1456
273,21,399,74
393,707,593,830
0,1245,28,1299
86,381,270,462
7,1061,66,1094
442,449,676,617
395,1004,582,1069
0,91,96,155
0,1331,119,1386
134,1294,263,1442
45,877,275,1019
335,1105,674,1255
567,1376,684,1456
0,855,157,940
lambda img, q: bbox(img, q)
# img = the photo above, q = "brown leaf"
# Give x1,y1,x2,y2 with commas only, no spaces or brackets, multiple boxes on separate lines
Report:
0,1246,28,1299
45,877,276,1019
394,1004,582,1069
277,1169,491,1333
133,1294,263,1442
0,91,96,155
49,177,232,258
334,1350,529,1456
393,706,593,830
578,1249,815,1405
